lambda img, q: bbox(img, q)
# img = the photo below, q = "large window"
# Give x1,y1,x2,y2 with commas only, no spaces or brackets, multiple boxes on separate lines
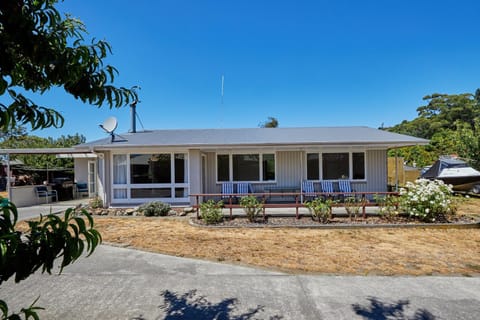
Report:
217,153,275,182
112,152,188,201
262,154,275,181
307,153,319,180
323,153,349,180
306,152,366,180
130,154,171,184
233,154,259,181
217,155,230,182
352,152,365,180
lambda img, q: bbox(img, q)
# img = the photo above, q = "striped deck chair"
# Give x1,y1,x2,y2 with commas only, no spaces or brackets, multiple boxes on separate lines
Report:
338,179,355,200
301,180,316,202
237,182,252,195
221,182,234,199
320,180,334,194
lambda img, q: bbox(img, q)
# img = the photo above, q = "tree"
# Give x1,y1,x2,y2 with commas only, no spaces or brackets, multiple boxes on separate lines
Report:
259,117,279,128
0,0,137,132
387,93,480,139
0,133,86,174
455,120,480,169
1,0,136,318
0,127,27,143
385,91,480,168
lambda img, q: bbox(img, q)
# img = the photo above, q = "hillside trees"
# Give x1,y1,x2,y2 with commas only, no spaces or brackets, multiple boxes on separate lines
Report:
1,0,136,318
0,133,86,170
386,91,480,168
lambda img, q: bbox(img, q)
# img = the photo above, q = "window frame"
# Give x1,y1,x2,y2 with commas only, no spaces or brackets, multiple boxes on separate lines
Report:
111,151,189,203
215,152,277,183
305,151,367,181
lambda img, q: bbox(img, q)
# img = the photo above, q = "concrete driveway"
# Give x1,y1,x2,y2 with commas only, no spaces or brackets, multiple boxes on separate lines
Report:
2,245,479,319
15,199,89,221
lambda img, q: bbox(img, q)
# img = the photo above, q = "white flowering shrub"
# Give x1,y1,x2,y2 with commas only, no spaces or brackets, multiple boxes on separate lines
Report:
399,179,456,222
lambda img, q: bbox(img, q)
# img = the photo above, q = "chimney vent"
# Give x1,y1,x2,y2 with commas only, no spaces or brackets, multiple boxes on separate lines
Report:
130,101,137,133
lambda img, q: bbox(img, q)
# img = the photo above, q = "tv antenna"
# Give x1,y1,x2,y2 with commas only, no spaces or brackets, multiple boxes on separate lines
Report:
99,116,119,142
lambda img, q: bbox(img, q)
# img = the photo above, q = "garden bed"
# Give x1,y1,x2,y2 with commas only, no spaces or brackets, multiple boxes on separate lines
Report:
191,214,480,228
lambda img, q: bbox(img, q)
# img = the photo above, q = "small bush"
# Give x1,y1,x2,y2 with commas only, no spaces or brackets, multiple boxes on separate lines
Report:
374,194,399,221
399,179,456,222
239,195,264,222
200,200,224,224
89,196,103,209
138,201,171,216
344,196,366,221
305,198,334,223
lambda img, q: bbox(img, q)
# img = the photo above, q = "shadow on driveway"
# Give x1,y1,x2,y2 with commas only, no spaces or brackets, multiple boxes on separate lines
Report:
131,289,283,320
352,297,435,320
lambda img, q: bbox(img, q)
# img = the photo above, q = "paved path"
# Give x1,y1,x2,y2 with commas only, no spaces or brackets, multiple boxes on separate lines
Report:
16,199,89,221
2,245,479,319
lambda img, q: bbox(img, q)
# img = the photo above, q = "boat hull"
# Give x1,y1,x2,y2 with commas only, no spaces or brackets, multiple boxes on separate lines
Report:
435,176,480,192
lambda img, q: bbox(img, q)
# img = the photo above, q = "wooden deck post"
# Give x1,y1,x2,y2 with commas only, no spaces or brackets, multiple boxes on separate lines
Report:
196,195,200,219
295,194,299,219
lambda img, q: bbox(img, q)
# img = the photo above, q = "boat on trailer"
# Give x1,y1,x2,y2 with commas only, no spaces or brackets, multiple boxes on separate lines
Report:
421,157,480,194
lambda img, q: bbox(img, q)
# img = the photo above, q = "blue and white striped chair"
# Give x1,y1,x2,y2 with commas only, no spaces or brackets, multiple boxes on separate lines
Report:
301,180,316,202
338,179,353,193
320,180,334,194
221,182,234,199
338,179,355,200
237,182,252,195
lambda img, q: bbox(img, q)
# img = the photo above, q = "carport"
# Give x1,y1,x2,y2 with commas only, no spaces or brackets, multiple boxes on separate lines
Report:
0,147,96,207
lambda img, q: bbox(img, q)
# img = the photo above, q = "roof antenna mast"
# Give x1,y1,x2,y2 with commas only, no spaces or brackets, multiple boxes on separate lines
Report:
220,74,224,128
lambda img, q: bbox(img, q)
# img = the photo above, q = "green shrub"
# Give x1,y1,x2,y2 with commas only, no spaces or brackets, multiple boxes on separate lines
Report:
89,196,103,209
374,194,399,221
344,196,366,221
239,195,264,222
399,179,456,222
200,200,224,224
305,198,334,223
138,201,171,216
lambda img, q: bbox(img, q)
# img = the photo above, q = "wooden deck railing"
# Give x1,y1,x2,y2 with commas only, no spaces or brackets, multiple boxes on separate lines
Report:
190,191,399,220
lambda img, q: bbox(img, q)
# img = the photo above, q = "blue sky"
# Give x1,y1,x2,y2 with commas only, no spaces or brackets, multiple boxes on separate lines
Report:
31,0,480,141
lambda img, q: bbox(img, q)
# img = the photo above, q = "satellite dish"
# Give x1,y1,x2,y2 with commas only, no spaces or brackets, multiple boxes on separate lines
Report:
100,117,118,133
99,117,121,143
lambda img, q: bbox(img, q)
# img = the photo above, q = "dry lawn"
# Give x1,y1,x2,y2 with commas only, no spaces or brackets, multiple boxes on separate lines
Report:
92,197,480,276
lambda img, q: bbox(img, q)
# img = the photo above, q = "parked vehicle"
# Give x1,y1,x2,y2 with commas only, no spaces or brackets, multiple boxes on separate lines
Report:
421,157,480,194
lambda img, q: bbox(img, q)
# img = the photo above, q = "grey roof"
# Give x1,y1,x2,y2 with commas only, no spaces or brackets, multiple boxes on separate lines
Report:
0,147,92,154
76,126,428,150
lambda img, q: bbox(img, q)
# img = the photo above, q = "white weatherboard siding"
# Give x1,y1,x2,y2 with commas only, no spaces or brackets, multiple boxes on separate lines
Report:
205,152,217,194
276,151,303,187
188,150,202,198
364,149,388,192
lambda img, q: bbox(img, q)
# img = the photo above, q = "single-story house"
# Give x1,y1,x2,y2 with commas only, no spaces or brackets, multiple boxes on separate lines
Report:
69,126,428,207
